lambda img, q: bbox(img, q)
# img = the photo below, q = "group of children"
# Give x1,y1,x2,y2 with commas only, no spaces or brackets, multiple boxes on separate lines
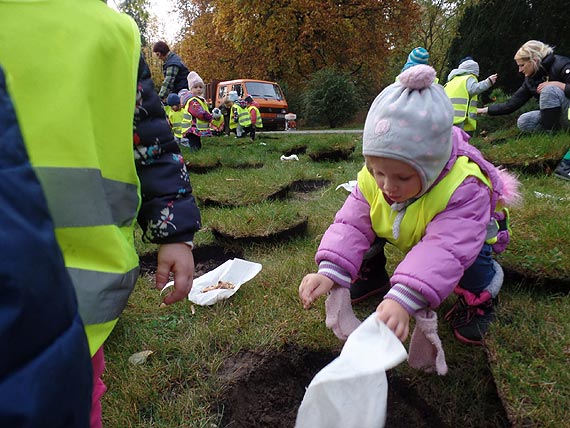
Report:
163,71,263,150
400,47,498,133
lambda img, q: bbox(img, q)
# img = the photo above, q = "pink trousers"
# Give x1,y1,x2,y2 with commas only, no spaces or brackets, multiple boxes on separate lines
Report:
90,346,107,428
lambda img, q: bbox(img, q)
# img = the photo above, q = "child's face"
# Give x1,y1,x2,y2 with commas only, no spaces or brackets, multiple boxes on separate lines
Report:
191,82,204,97
365,156,421,202
171,104,181,111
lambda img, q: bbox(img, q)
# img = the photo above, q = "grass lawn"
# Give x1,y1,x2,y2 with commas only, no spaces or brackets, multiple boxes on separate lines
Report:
103,125,569,428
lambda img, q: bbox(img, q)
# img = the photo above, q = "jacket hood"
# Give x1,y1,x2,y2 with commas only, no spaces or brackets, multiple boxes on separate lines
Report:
447,59,480,81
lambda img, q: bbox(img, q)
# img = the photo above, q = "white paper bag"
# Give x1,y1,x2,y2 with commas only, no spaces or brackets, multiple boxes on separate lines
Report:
335,180,357,192
295,314,407,428
162,258,262,306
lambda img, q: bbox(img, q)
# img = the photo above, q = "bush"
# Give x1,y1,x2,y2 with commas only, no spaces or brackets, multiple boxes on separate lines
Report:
302,67,358,128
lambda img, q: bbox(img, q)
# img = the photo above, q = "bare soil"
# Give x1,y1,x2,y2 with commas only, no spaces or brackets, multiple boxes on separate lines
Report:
215,344,509,428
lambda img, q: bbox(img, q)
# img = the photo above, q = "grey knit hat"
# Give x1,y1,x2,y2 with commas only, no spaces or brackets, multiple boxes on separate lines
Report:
362,65,454,196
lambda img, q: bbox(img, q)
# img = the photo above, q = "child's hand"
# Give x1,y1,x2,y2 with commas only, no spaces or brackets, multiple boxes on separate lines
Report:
376,299,410,342
155,243,195,305
299,273,334,309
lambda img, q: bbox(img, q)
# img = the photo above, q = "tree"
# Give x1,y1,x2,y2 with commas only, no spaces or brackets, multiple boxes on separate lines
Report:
173,0,420,98
446,0,570,94
302,68,358,128
386,0,473,81
118,0,151,46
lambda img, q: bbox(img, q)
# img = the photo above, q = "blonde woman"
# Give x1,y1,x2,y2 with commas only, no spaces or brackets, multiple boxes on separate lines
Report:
478,40,570,180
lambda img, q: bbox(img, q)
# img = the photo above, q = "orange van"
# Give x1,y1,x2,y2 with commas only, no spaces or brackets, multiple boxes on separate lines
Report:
213,79,288,131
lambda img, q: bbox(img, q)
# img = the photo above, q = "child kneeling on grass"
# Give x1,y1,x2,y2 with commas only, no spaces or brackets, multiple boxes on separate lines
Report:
299,65,521,346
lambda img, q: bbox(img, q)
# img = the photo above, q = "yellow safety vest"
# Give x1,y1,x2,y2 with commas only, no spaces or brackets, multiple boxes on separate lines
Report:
210,115,225,130
229,104,239,130
237,104,252,127
182,96,211,132
248,105,263,128
444,74,478,131
358,156,491,254
166,106,185,138
0,0,141,356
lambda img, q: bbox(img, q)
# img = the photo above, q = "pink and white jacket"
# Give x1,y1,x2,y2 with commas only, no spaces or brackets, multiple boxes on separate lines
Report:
316,127,520,313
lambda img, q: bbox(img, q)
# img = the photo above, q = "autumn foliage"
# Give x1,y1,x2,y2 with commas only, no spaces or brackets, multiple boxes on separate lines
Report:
173,0,420,96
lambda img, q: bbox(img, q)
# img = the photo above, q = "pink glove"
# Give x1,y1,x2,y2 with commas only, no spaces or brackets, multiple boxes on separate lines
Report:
325,286,362,341
408,309,448,375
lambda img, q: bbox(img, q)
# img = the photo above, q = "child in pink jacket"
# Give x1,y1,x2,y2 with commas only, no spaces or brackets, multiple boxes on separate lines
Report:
299,65,520,347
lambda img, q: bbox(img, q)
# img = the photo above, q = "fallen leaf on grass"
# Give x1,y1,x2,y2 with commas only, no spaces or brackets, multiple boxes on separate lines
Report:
128,350,154,365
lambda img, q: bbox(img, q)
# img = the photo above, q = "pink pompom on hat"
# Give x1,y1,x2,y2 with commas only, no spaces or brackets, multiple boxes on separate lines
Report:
187,70,204,88
362,65,454,196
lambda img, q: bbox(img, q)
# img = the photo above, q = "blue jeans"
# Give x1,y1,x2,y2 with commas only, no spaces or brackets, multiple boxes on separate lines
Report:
517,86,570,131
459,244,496,294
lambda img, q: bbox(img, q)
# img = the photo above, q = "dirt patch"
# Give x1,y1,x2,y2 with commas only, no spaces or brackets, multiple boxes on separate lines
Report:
138,244,243,277
503,266,570,293
283,146,307,157
185,161,221,174
215,344,510,428
308,146,355,162
494,158,558,176
289,179,330,192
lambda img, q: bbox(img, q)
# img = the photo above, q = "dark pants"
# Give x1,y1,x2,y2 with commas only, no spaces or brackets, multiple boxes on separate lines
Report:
360,240,496,295
243,125,255,140
459,243,496,294
187,133,202,151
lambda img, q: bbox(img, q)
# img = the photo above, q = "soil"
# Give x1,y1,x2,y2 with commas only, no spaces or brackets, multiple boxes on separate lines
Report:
138,244,244,277
215,344,509,428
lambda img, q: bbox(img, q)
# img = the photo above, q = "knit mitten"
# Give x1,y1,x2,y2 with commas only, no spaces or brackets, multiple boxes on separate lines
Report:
325,286,362,341
408,309,448,375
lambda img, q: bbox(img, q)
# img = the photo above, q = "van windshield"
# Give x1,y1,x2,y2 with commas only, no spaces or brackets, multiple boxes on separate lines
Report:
245,82,284,100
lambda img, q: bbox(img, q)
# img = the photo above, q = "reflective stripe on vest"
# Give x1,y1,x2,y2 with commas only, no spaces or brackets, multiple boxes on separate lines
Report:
0,1,141,339
249,105,263,128
237,105,252,127
444,74,478,131
167,108,185,137
35,167,138,228
358,156,492,253
182,96,211,131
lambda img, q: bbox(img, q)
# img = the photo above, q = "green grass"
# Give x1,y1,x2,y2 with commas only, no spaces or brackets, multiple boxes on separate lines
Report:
103,127,570,427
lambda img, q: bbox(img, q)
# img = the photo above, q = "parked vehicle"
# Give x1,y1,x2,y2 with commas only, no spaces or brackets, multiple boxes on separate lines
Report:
205,79,288,131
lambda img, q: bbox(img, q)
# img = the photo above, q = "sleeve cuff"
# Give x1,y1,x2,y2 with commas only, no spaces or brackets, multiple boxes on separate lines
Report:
317,261,352,288
385,283,428,314
184,241,194,250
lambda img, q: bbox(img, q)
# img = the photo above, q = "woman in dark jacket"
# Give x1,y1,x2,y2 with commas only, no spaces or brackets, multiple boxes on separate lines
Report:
478,40,570,180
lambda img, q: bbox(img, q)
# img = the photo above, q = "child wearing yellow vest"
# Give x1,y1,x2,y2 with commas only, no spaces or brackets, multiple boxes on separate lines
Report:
444,58,497,133
0,3,202,426
299,65,521,356
245,95,262,140
210,107,225,136
165,93,190,147
182,71,212,150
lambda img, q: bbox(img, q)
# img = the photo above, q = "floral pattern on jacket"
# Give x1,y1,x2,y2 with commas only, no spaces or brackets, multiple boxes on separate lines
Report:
134,54,201,243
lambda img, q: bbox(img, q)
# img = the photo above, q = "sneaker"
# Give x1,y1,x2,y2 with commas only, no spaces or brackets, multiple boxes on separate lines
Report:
350,247,390,304
444,294,496,345
554,158,570,181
